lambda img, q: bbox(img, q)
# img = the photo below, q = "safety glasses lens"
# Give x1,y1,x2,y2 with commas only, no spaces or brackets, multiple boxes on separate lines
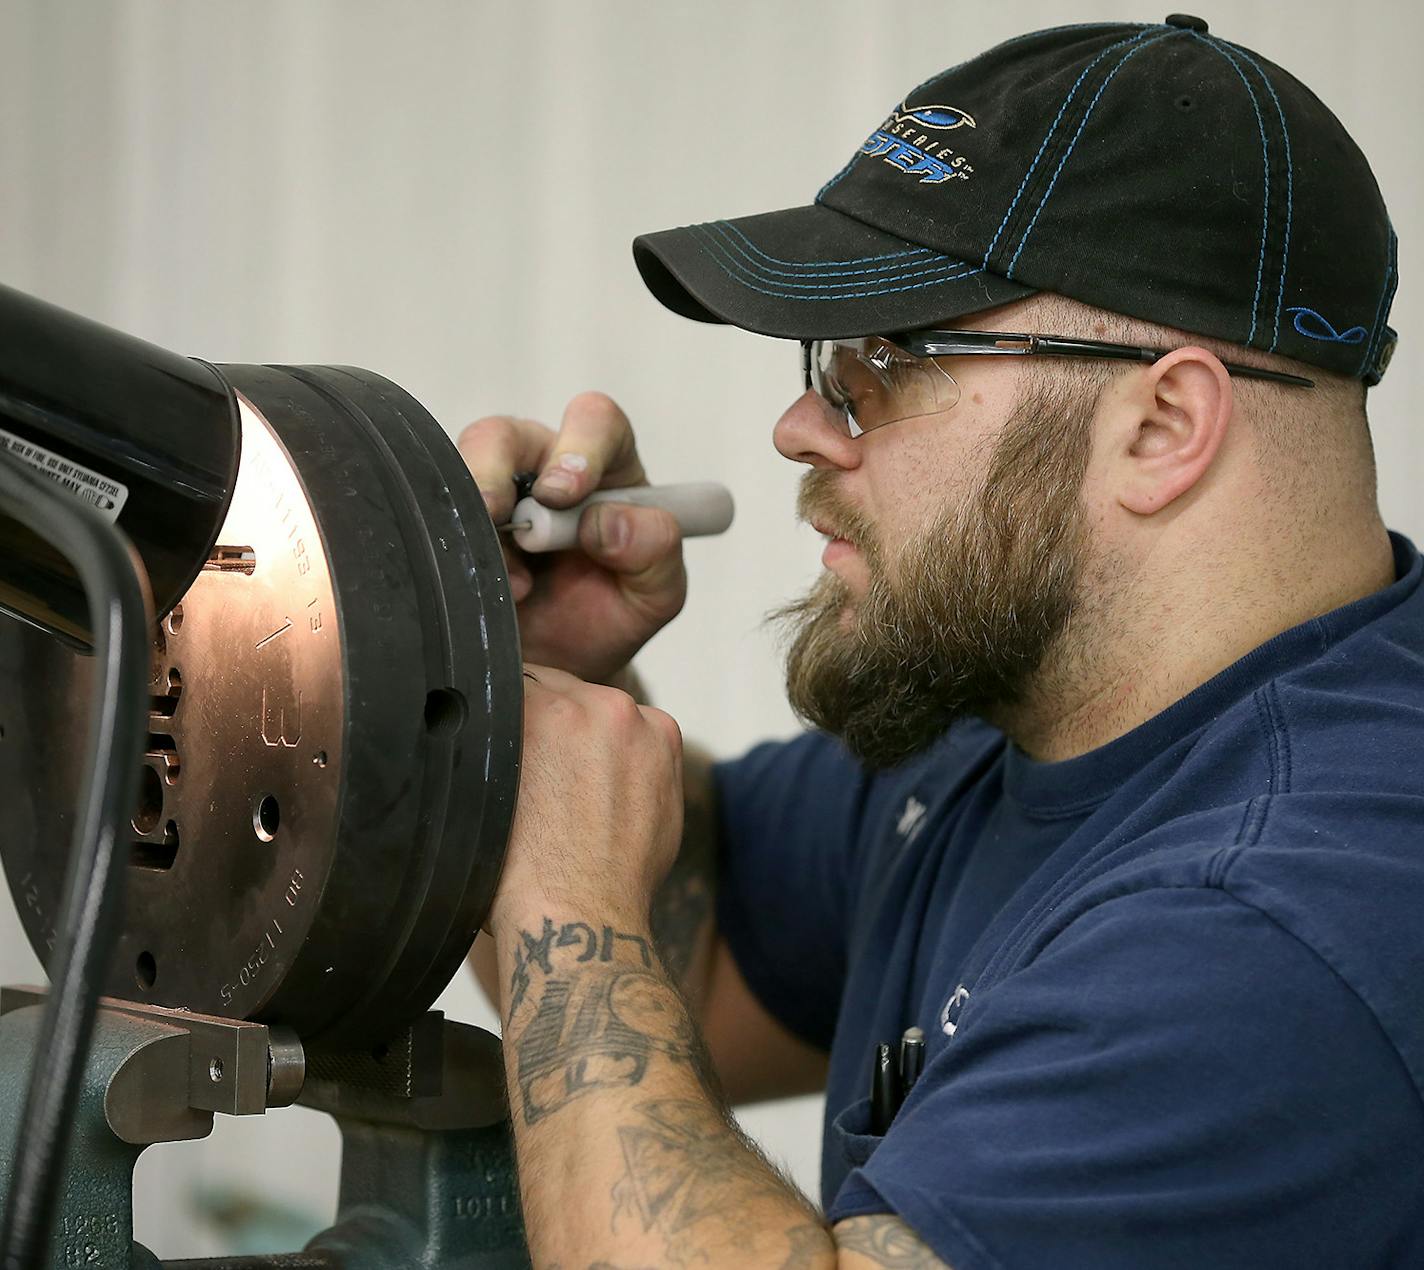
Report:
808,339,959,436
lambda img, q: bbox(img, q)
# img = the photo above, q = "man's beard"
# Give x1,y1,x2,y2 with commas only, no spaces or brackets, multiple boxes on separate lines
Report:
773,374,1095,769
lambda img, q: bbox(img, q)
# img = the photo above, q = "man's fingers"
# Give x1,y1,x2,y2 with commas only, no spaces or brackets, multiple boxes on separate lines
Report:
577,504,686,618
639,704,684,757
523,663,683,758
578,504,681,572
458,415,556,523
532,391,647,509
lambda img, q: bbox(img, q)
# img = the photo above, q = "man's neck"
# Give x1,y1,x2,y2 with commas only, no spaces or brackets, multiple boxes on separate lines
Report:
992,522,1398,764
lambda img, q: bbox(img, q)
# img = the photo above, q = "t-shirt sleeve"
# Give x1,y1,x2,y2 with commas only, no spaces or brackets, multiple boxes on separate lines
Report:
828,885,1424,1269
713,731,891,1051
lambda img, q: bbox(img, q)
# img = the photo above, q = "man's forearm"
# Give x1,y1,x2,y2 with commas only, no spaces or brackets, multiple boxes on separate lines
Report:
650,745,717,999
496,906,832,1268
468,702,718,1013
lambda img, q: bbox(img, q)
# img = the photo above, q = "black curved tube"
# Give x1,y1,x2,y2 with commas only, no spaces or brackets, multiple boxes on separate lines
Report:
0,281,240,648
0,447,152,1268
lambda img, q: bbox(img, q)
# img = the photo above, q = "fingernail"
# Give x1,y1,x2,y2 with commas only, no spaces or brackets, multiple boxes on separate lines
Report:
537,469,576,496
600,508,629,552
535,452,589,499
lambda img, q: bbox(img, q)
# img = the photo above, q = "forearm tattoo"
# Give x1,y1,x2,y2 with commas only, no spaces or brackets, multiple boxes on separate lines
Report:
835,1215,951,1267
505,918,704,1125
504,916,830,1267
612,1098,826,1266
507,918,654,1020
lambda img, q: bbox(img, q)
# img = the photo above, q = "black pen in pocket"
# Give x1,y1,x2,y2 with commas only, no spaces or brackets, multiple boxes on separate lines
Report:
869,1042,899,1135
899,1026,925,1098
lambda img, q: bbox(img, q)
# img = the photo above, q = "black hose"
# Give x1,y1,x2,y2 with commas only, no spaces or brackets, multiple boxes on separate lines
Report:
0,447,152,1268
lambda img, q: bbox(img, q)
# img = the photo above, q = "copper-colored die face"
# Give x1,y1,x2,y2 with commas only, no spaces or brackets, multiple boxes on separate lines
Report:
124,392,346,1020
0,365,522,1046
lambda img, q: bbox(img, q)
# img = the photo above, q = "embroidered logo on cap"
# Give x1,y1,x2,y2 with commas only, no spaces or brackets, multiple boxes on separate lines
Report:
893,101,977,131
858,99,978,185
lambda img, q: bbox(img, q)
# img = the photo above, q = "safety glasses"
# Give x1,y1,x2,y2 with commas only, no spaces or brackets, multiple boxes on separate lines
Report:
802,329,1316,438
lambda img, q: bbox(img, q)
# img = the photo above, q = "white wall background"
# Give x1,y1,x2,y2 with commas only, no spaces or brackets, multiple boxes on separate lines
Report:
0,0,1419,1257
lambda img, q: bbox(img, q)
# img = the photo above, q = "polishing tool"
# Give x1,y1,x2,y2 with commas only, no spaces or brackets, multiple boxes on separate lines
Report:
499,481,734,553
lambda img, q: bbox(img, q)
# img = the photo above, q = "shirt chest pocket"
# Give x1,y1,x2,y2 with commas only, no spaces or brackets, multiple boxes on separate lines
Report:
829,1095,886,1173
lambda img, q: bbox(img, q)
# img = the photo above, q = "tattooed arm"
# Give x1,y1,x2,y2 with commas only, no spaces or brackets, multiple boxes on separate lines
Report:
833,1216,952,1267
473,671,829,1104
471,738,716,993
498,909,832,1266
472,667,714,1000
469,725,714,1008
493,666,950,1267
497,909,953,1268
594,713,831,1108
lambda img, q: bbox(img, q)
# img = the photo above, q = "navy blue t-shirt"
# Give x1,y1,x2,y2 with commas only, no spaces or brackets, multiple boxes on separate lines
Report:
714,532,1424,1269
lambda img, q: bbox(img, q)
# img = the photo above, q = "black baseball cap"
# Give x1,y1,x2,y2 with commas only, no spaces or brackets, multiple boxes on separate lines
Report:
633,15,1398,384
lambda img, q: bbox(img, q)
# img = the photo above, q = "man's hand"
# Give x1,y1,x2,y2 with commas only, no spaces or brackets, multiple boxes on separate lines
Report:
459,392,687,685
487,663,685,939
489,672,833,1266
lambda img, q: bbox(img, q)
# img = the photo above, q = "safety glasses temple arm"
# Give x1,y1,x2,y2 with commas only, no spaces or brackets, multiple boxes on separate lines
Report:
892,330,1315,388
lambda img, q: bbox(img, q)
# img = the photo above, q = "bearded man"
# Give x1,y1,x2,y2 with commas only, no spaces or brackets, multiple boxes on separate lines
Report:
464,15,1416,1269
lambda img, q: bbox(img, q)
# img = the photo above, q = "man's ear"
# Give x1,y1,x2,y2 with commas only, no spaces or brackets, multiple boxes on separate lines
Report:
1110,347,1233,516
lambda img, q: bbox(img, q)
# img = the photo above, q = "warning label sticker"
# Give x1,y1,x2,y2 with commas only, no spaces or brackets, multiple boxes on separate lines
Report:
0,426,129,523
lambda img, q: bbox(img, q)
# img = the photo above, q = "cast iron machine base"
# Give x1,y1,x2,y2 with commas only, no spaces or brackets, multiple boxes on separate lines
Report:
0,989,528,1268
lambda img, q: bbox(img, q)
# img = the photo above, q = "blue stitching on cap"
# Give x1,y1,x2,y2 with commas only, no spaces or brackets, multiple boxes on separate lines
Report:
982,27,1160,269
817,155,859,201
1285,307,1367,344
912,21,1153,100
703,249,984,302
1005,29,1184,281
693,226,984,301
704,223,948,282
818,108,888,199
1361,227,1395,373
1220,41,1294,351
705,223,953,282
713,221,947,273
994,20,1151,49
1359,224,1398,377
720,220,934,268
1194,34,1271,347
692,224,979,292
818,23,1152,207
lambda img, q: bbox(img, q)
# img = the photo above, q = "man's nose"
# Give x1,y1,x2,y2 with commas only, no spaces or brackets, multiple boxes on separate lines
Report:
773,390,862,469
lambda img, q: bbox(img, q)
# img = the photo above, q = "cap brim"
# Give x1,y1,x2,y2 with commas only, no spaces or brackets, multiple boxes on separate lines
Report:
633,203,1034,340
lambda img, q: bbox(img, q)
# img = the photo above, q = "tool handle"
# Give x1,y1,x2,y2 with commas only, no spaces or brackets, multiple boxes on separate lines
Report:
509,481,735,553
